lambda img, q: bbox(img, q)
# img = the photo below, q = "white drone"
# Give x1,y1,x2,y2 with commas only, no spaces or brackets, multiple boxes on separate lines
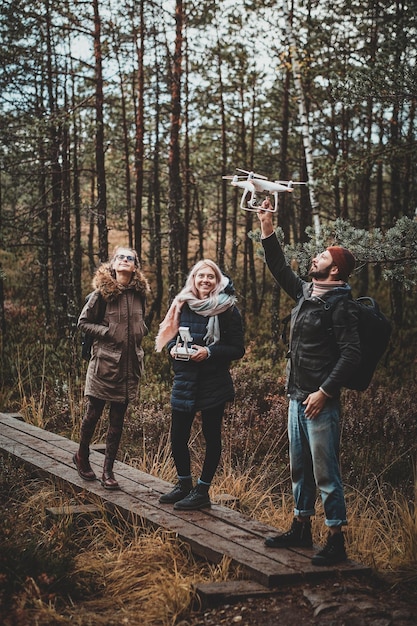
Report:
223,168,307,212
172,327,197,361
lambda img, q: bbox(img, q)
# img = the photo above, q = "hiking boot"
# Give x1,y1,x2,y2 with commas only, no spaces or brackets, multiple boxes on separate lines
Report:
73,452,96,481
159,478,193,504
311,531,347,566
264,518,313,548
101,459,119,490
173,485,211,510
101,470,119,490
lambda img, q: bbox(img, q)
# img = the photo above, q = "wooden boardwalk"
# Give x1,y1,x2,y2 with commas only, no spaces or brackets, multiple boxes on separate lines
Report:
0,412,370,596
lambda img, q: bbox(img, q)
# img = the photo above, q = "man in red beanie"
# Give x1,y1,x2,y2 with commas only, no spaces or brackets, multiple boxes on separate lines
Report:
257,200,361,566
326,246,356,282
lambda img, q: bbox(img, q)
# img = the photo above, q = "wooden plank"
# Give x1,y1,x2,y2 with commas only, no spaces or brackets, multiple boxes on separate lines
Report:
0,431,302,586
212,493,240,507
0,415,173,491
46,504,101,520
0,419,371,583
169,507,369,583
0,414,67,441
194,580,275,609
0,413,371,587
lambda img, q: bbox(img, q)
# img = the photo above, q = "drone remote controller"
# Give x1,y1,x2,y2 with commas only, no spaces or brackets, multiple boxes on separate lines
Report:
172,327,198,361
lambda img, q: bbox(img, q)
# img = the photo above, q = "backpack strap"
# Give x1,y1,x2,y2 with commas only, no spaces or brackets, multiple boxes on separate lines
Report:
97,292,107,323
321,292,351,337
86,290,107,323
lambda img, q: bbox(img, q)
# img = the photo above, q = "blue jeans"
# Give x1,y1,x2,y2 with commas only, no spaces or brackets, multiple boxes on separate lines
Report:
288,398,347,527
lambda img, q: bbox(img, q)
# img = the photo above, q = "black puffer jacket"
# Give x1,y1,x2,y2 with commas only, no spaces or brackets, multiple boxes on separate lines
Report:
262,233,361,400
167,304,245,413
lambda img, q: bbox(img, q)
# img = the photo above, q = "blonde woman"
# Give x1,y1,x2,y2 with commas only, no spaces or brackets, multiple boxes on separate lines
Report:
155,259,245,510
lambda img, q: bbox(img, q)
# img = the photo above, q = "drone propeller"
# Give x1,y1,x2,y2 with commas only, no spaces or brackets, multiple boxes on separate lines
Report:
222,175,247,180
236,168,268,180
274,180,308,186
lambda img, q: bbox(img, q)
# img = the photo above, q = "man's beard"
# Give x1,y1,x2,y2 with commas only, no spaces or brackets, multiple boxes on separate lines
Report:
308,262,333,280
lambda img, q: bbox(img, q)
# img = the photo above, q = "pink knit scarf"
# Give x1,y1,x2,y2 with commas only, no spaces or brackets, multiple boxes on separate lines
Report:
155,291,236,352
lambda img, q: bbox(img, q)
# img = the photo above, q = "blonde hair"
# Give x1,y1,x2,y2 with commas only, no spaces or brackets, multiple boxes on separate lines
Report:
183,259,225,298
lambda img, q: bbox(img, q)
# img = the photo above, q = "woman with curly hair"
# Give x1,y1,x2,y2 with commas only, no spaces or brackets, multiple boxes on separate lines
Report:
74,246,149,490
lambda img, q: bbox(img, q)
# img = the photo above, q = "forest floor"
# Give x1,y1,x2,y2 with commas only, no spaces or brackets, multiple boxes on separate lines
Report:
186,574,417,626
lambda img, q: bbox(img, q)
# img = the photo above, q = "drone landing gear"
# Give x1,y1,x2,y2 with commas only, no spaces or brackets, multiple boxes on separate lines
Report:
241,191,278,213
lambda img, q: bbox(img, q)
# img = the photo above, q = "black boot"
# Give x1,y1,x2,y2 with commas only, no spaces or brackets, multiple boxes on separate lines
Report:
174,482,211,510
264,518,313,548
101,458,119,490
311,531,347,566
159,477,193,504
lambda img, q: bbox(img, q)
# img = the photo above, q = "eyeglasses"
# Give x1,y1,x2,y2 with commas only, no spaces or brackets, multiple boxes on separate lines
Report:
115,254,135,262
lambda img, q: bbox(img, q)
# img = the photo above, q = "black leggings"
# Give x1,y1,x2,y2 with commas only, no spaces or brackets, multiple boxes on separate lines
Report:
170,403,225,484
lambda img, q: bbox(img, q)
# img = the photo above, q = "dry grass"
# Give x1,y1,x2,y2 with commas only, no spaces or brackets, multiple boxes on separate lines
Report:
345,482,417,579
1,436,416,626
72,528,194,624
0,461,241,625
1,313,417,623
16,346,50,429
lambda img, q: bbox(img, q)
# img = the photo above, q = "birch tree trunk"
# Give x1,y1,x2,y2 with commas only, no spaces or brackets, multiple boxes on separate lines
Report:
282,0,320,240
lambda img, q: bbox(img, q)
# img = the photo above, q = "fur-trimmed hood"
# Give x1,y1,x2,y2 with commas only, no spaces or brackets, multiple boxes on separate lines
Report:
93,263,150,302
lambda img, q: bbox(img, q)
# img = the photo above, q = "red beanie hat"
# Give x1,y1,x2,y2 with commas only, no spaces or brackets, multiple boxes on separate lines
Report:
327,246,356,281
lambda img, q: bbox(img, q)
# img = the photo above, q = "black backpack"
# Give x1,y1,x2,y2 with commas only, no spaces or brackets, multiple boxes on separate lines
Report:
322,294,392,391
81,292,107,361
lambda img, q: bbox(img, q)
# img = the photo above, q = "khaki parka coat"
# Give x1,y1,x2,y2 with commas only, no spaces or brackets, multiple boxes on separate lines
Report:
78,264,149,404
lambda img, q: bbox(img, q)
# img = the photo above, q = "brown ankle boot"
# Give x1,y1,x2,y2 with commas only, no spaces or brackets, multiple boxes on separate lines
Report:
74,396,103,481
73,451,96,481
101,460,119,490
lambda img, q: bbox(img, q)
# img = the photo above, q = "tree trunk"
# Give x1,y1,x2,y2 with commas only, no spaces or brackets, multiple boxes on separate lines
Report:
146,28,163,326
134,0,145,260
0,168,5,350
61,93,76,323
183,26,191,269
93,0,108,263
35,83,51,325
217,36,228,270
168,0,184,296
71,60,83,311
283,0,320,239
113,33,133,248
45,0,67,334
278,62,292,241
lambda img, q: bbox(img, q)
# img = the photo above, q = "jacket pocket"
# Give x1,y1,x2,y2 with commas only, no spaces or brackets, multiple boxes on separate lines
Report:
95,346,123,382
297,353,331,391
